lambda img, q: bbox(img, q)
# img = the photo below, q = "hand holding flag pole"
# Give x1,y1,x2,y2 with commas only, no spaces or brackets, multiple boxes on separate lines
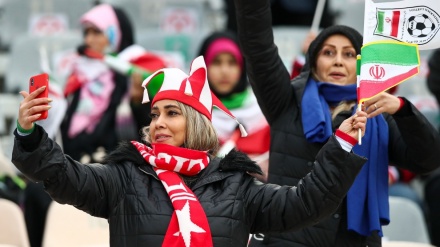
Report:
357,41,420,146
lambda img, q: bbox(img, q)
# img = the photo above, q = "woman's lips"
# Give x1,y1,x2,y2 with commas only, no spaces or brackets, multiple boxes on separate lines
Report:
155,135,171,142
329,73,345,79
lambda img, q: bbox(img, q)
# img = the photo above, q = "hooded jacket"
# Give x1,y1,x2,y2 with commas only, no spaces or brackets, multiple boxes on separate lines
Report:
235,0,440,246
12,125,366,246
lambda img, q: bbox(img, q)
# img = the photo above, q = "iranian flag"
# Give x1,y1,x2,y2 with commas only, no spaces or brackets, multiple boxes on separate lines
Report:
358,41,420,103
363,0,440,50
375,10,402,38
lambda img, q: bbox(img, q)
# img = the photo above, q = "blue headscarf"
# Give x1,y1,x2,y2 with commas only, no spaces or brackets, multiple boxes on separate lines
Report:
301,77,390,236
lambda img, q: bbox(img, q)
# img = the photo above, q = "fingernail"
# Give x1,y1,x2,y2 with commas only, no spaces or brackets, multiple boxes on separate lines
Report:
353,114,358,118
48,98,53,102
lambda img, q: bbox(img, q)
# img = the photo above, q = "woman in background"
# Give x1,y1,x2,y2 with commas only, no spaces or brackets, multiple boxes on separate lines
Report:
198,31,271,181
61,3,134,163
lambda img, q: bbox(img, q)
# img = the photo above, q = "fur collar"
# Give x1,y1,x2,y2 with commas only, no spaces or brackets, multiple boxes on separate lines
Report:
103,141,262,175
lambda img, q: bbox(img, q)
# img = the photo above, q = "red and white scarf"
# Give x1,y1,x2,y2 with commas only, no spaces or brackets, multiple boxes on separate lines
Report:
131,141,213,247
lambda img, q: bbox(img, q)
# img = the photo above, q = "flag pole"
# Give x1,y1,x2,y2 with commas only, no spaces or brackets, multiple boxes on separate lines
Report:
356,54,362,145
311,0,327,33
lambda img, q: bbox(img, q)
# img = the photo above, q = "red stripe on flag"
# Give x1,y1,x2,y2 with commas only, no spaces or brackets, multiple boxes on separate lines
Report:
359,67,418,101
391,11,400,38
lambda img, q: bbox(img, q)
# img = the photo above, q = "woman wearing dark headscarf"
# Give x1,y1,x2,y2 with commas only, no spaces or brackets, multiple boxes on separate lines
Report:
60,4,134,163
234,0,440,246
198,31,271,181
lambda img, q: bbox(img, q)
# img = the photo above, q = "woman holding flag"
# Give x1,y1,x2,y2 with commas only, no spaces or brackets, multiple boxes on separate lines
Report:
11,56,369,246
234,0,440,246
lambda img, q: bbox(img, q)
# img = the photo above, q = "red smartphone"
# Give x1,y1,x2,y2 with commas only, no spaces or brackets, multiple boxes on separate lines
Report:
29,73,49,120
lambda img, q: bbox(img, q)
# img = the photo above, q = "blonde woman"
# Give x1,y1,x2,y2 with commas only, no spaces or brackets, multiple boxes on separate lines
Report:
12,56,367,247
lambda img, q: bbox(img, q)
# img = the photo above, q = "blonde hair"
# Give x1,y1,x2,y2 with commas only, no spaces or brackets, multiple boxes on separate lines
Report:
309,72,356,119
331,101,356,119
141,101,219,153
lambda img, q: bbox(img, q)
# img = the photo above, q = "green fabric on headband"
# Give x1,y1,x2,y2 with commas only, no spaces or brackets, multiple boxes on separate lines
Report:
146,72,165,99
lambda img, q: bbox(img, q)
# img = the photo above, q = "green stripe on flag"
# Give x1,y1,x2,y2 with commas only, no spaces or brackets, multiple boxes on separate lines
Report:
361,41,419,66
377,11,384,34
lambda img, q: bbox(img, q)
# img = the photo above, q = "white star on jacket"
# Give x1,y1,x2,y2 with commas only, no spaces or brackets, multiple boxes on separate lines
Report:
173,201,206,247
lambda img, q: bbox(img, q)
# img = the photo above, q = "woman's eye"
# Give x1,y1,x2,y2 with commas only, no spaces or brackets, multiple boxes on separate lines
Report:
345,52,356,57
149,113,158,119
322,49,334,56
212,59,221,66
168,111,179,116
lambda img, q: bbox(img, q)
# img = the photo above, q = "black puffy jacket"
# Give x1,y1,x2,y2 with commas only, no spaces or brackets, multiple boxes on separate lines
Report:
235,0,440,246
12,126,366,246
427,49,440,131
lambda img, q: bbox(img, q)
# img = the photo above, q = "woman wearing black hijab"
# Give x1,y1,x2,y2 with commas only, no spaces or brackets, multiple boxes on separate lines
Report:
234,0,440,245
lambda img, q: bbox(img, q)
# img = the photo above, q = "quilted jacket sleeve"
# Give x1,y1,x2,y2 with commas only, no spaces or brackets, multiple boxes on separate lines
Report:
244,136,367,233
11,125,130,218
234,0,295,124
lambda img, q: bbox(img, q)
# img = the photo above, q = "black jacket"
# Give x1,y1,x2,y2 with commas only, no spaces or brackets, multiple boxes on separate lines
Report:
12,126,366,246
235,0,440,246
427,49,440,131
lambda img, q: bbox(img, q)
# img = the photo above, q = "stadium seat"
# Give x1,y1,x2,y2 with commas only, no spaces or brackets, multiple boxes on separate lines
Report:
4,32,81,93
136,28,210,69
272,26,310,74
0,198,30,247
42,202,109,247
0,0,93,49
383,241,434,247
382,196,430,243
101,0,219,32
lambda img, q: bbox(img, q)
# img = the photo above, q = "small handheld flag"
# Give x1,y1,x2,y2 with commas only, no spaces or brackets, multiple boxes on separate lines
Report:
358,41,420,104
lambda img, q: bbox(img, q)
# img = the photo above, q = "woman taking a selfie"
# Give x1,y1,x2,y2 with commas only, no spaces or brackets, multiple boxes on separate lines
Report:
12,56,368,247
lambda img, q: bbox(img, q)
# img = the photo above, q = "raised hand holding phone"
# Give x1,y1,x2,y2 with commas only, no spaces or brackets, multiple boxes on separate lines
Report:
17,73,52,132
28,73,50,121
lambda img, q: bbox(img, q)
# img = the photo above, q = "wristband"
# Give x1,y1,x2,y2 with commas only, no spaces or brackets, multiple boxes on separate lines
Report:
335,129,357,152
335,129,357,146
17,120,35,134
397,97,405,111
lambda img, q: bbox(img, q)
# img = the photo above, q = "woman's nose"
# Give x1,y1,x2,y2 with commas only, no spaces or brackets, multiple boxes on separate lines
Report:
334,53,343,66
154,115,166,129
